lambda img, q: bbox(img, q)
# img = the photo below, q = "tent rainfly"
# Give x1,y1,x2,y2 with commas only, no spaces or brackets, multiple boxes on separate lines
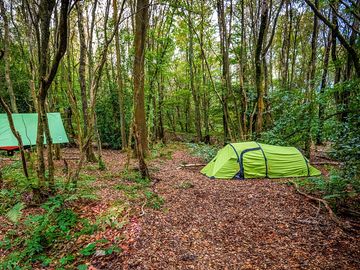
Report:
0,113,69,153
201,141,321,179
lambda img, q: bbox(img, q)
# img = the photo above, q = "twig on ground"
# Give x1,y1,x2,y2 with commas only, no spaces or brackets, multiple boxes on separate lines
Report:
139,196,147,217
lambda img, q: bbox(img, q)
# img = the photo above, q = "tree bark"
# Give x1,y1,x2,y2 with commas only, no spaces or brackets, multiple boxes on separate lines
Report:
317,31,331,145
217,0,234,143
35,0,70,192
304,0,319,158
188,3,202,142
113,0,127,149
133,0,150,178
0,0,18,112
255,0,268,136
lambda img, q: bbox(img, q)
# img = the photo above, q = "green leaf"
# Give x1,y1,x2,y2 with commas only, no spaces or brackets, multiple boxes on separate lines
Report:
6,202,25,223
77,264,88,270
79,243,96,256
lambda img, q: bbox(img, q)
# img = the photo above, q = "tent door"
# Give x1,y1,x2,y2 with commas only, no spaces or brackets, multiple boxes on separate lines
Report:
239,149,267,179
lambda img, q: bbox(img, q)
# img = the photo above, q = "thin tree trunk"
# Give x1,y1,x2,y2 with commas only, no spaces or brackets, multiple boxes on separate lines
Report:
317,31,331,145
304,0,319,158
0,0,18,112
217,0,234,143
113,0,127,149
188,5,202,142
255,0,268,136
133,0,150,178
239,0,247,139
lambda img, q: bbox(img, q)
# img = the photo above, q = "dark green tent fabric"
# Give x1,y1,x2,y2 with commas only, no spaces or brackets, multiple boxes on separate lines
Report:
201,141,321,179
0,113,69,147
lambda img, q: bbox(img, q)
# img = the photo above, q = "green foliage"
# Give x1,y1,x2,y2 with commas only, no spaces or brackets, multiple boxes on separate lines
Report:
262,88,312,148
5,202,25,223
98,157,107,171
0,194,98,268
0,189,22,215
79,242,96,256
104,245,122,255
98,201,128,229
59,254,75,265
116,169,164,210
77,264,88,270
294,171,360,211
144,191,164,210
187,143,219,162
150,142,174,160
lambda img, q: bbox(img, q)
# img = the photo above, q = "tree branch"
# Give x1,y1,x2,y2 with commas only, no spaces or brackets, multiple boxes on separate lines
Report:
45,0,70,85
329,3,360,35
339,0,360,21
263,0,285,56
304,0,360,77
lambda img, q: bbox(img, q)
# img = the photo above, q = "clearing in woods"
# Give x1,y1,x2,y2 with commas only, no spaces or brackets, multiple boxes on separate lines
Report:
97,145,359,269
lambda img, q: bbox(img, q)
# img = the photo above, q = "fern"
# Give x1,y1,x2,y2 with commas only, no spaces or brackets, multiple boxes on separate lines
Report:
64,193,98,202
6,202,25,223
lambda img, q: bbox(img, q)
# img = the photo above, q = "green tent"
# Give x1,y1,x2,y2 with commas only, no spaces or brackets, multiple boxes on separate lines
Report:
0,113,69,148
201,141,321,179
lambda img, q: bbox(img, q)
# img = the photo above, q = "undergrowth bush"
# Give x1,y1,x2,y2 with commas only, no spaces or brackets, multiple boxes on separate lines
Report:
0,162,101,269
187,143,219,162
0,195,98,269
295,170,360,212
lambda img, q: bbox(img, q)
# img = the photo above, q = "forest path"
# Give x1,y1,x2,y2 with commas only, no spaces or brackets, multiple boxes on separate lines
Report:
119,148,360,270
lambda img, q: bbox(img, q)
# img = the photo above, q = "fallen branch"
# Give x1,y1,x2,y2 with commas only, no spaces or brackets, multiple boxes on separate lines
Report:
288,180,349,229
177,163,206,169
0,158,20,161
62,157,80,160
139,196,147,217
312,161,342,165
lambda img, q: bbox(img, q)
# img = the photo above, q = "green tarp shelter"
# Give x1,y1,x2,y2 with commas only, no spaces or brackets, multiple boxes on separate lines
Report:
201,141,321,179
0,113,69,148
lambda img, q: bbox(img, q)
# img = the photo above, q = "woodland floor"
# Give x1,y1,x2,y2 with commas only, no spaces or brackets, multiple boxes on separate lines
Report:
1,144,360,269
100,145,359,270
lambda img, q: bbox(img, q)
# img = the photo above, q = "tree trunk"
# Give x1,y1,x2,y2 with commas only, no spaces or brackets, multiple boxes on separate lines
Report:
133,0,150,178
317,32,331,145
34,0,69,193
157,73,165,142
113,0,127,149
76,2,92,161
0,0,18,112
217,0,234,143
304,0,319,158
239,0,247,139
255,0,268,136
188,6,202,142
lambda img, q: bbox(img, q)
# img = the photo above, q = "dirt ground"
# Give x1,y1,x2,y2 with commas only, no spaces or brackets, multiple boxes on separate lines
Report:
111,148,360,270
